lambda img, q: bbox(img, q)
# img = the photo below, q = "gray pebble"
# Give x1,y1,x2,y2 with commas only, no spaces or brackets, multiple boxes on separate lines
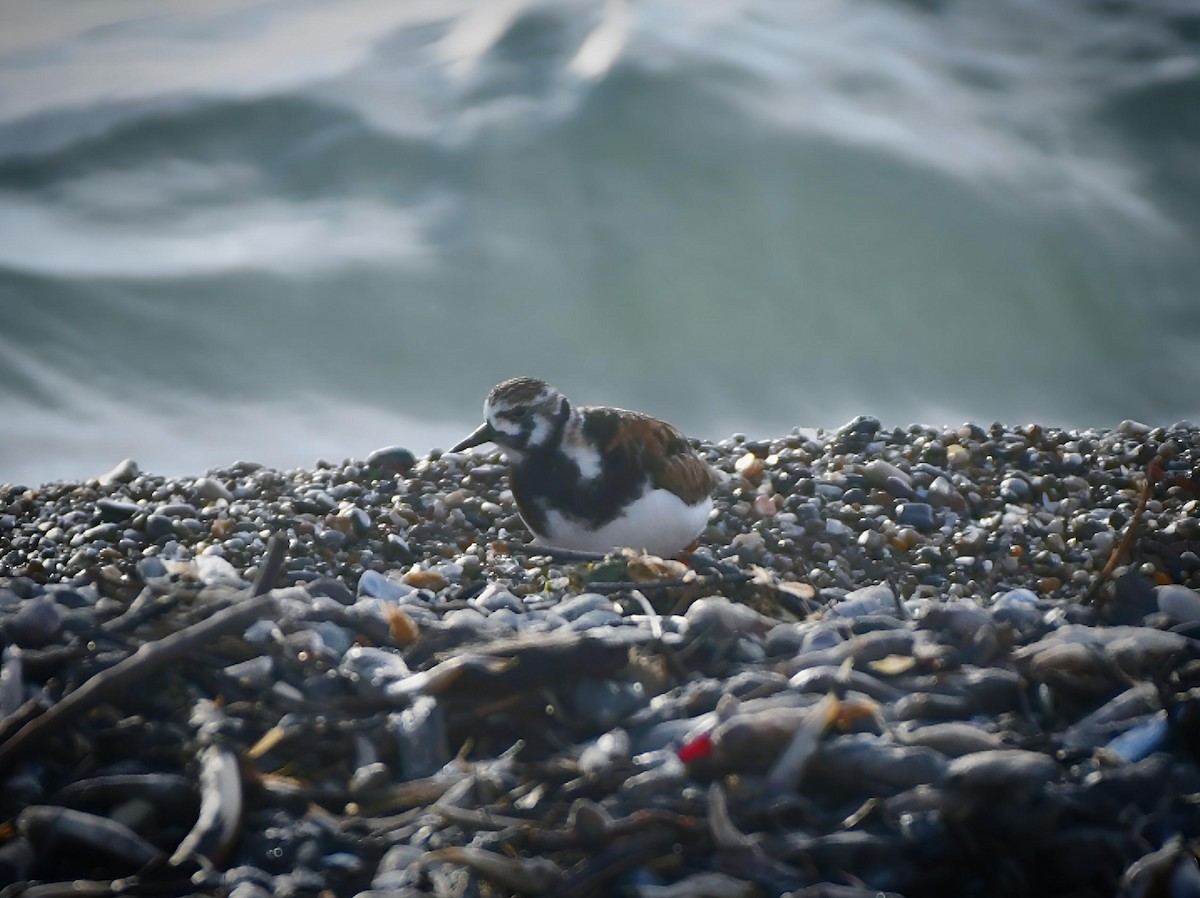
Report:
195,554,242,586
1000,477,1031,503
144,515,174,541
554,593,615,621
391,696,448,779
1157,584,1200,623
864,459,911,489
470,583,524,614
365,445,416,476
96,499,140,522
570,608,623,630
98,458,139,485
827,584,899,619
193,477,233,503
224,656,275,688
155,503,198,518
340,646,410,693
81,522,120,542
7,598,66,646
357,570,415,602
896,502,935,531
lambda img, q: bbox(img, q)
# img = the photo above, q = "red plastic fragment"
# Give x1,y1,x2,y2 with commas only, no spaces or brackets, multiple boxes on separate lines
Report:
677,731,713,763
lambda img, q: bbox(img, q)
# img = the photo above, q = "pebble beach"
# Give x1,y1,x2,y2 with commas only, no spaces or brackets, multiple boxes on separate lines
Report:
1,416,1199,897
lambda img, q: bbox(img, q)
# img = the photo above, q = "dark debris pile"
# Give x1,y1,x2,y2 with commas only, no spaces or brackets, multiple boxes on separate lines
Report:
2,419,1200,897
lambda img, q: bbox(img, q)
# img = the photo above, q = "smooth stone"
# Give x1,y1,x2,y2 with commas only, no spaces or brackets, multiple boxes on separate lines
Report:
864,460,911,489
145,515,174,540
1000,477,1032,502
296,491,337,514
841,487,867,505
1157,584,1200,623
895,502,935,532
315,529,346,551
349,762,391,795
945,749,1058,792
946,444,970,467
224,656,275,688
825,519,852,538
858,529,886,553
366,446,417,476
357,570,416,602
485,609,521,632
470,583,523,614
884,476,916,500
193,477,233,503
340,646,410,694
927,476,956,507
7,598,66,646
391,696,448,779
827,584,899,619
684,595,767,638
315,621,354,658
309,577,355,606
341,507,371,537
99,458,139,485
443,608,493,632
81,522,120,542
195,555,242,586
1118,419,1152,437
155,503,198,518
96,499,140,522
136,556,169,580
834,415,882,447
570,608,624,630
554,593,615,621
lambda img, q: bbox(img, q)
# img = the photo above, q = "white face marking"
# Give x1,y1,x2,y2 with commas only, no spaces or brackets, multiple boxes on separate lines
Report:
563,417,602,480
534,490,712,556
526,413,552,447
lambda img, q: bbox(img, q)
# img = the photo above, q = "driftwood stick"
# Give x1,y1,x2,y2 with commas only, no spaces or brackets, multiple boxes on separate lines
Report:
0,591,279,777
1084,460,1159,605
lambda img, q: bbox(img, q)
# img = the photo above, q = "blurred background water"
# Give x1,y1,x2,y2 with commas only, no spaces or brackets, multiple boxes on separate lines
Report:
2,0,1199,486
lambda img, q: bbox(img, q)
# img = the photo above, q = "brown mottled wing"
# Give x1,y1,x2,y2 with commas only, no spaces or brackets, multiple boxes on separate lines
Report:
599,409,718,505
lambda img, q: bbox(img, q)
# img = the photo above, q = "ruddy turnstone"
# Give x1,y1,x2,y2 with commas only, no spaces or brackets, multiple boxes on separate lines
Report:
452,377,719,556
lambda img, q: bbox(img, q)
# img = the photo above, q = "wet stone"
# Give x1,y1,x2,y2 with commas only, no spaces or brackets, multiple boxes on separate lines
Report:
896,502,935,531
366,445,417,477
1157,584,1200,623
6,597,66,646
96,498,140,522
357,570,416,602
827,584,899,619
98,458,139,485
193,476,234,503
155,503,197,518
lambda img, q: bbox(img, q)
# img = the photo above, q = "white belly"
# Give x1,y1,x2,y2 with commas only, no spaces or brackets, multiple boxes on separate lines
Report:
536,490,712,556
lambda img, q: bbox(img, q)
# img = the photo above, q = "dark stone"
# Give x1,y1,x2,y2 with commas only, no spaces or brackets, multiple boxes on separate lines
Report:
7,597,66,646
833,415,882,453
81,522,120,542
309,577,355,605
295,492,336,514
96,499,140,522
897,502,936,531
155,503,198,518
1106,571,1158,625
365,446,417,478
885,476,916,500
145,515,174,541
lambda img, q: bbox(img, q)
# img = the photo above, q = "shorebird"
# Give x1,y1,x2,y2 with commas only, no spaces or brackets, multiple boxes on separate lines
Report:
452,377,718,556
